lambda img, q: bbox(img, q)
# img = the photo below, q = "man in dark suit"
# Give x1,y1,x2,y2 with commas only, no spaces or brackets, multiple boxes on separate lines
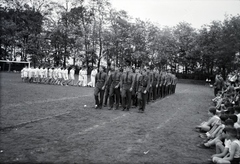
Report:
108,65,122,110
120,65,134,111
132,67,141,107
147,67,153,104
137,67,150,113
152,67,159,101
103,67,112,107
94,66,107,109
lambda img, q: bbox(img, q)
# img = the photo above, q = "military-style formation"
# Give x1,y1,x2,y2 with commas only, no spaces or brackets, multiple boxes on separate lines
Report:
94,64,177,113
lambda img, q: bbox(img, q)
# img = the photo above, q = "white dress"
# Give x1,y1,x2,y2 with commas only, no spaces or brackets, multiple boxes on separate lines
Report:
70,69,75,80
23,68,28,78
82,69,88,86
91,69,98,87
79,70,84,81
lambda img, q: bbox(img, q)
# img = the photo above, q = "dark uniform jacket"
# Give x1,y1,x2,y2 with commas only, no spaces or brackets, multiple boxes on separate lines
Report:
147,71,153,87
138,73,150,92
109,71,122,88
152,72,159,87
133,73,141,93
95,71,107,88
120,71,134,89
159,72,165,86
165,73,172,86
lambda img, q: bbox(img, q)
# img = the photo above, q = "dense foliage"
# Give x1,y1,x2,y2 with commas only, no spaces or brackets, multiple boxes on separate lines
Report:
1,0,240,79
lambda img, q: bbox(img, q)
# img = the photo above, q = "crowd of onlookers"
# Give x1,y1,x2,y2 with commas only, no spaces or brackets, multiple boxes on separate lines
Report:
196,70,240,164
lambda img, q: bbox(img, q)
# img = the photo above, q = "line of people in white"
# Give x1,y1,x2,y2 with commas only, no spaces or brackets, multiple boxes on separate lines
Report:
20,66,98,87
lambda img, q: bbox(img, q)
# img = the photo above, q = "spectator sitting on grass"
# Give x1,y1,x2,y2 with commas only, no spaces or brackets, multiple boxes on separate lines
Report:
196,107,220,132
212,127,240,164
234,107,240,129
198,118,234,149
212,92,224,104
228,114,239,129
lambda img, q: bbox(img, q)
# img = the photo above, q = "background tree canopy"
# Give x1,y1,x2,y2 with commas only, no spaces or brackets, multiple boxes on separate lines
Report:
1,0,240,79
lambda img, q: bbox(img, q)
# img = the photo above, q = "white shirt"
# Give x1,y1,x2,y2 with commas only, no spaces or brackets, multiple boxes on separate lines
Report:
39,68,44,77
49,69,53,78
70,69,75,79
79,70,84,80
58,69,62,78
64,69,68,80
229,140,240,158
35,68,40,76
43,68,48,77
23,68,28,77
91,69,98,78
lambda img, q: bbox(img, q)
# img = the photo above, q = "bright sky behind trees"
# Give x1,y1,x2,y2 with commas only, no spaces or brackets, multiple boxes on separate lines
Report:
109,0,240,29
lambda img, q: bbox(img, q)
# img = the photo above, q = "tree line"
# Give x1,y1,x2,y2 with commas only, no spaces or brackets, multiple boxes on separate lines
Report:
1,0,240,79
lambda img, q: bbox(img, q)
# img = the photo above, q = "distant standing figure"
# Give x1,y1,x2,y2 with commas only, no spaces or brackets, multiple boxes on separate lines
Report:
77,67,84,86
82,66,88,87
91,67,98,87
94,66,107,109
68,67,75,86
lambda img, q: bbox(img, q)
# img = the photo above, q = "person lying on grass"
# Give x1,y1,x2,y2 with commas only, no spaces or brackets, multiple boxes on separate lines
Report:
212,127,240,164
196,107,220,132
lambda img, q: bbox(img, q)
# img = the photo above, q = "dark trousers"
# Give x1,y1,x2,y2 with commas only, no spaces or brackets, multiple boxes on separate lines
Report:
173,84,176,93
138,92,147,111
152,85,157,100
147,87,152,103
104,86,110,106
94,87,105,107
121,88,132,109
166,85,170,96
156,85,160,99
131,88,138,107
162,85,166,97
109,87,120,108
132,92,138,107
171,85,174,94
159,85,163,98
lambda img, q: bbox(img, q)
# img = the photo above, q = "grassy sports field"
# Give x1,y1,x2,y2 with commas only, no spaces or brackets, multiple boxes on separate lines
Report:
0,72,215,163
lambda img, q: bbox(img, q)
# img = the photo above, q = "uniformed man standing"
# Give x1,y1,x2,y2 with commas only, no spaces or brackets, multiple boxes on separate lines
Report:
94,66,107,109
147,67,153,104
103,67,112,107
132,67,141,107
137,67,150,113
152,67,159,101
131,66,136,107
165,70,172,96
172,73,177,94
120,65,134,111
108,65,122,110
161,71,167,98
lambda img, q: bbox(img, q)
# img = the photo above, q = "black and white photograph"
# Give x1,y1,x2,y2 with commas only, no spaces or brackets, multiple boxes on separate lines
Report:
1,0,240,163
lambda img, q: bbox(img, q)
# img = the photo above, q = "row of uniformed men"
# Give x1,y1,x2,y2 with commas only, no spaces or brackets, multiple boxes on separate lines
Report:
94,65,177,113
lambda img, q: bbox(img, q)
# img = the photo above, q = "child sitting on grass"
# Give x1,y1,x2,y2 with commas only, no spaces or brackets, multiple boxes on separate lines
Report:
196,107,220,132
212,127,240,164
198,118,234,149
234,106,240,129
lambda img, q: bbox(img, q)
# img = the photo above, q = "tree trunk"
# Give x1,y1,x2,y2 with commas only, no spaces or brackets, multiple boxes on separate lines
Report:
222,65,226,80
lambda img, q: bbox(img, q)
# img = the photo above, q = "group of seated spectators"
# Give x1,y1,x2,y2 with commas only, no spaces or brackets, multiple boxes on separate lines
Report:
196,71,240,164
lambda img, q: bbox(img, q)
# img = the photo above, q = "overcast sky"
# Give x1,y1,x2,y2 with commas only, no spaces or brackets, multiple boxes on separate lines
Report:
108,0,240,29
